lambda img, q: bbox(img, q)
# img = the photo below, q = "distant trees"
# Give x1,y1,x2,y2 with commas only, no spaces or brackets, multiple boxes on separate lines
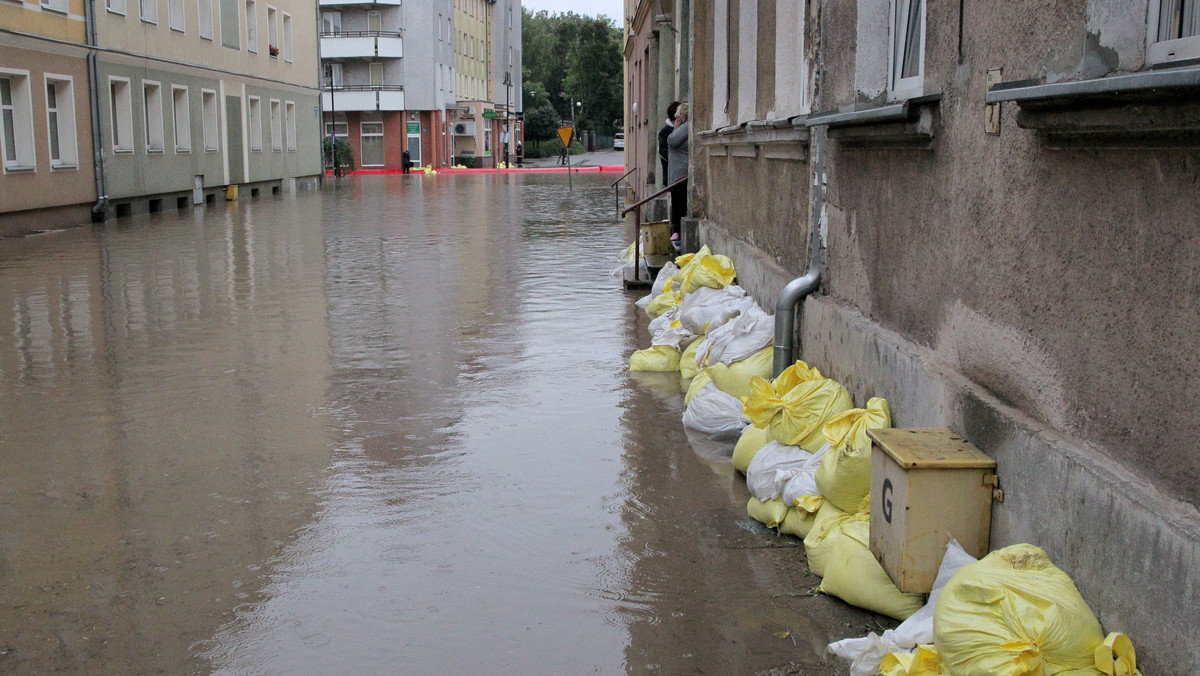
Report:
522,9,623,143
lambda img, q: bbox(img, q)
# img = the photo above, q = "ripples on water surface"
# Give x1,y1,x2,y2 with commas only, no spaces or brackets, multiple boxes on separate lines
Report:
0,173,857,675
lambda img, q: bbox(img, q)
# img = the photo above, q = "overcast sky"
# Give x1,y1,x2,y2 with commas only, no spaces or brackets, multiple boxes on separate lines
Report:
521,0,624,23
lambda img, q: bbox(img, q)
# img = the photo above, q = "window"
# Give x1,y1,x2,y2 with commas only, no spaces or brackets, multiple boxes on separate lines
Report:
109,77,134,153
509,45,513,67
267,6,278,57
269,99,281,150
324,121,347,137
220,0,239,48
321,10,340,34
285,100,295,150
438,13,443,40
360,120,383,166
201,89,218,150
0,72,35,170
711,0,730,127
198,0,213,39
143,81,164,152
774,0,808,115
245,0,257,53
368,10,381,33
172,85,190,152
106,0,126,15
169,0,184,31
141,0,158,24
325,62,342,87
369,62,383,87
890,0,925,99
1149,1,1200,64
247,95,262,150
45,76,79,167
282,13,292,62
41,0,69,14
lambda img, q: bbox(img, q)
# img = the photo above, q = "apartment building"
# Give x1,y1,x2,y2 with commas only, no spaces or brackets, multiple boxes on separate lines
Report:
627,0,1200,670
449,0,521,168
94,0,322,216
0,0,97,235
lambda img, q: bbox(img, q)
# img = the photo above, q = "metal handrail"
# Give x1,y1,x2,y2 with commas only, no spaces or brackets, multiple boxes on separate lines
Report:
611,167,637,188
612,167,637,217
621,176,686,217
321,30,403,38
621,176,688,284
323,84,405,92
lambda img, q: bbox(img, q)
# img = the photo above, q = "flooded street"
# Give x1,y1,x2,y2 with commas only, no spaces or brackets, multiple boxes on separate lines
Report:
0,173,872,674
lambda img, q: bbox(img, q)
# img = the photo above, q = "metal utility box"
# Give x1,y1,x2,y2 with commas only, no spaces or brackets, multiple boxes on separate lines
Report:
867,428,997,594
640,220,674,268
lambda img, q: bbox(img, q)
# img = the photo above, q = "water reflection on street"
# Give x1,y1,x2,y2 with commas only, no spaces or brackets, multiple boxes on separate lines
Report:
0,173,859,675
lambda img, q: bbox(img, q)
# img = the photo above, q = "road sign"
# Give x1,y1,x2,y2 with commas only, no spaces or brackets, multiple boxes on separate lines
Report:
557,126,574,148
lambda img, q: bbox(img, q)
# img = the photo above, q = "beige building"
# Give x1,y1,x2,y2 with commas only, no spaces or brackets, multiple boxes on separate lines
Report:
450,0,521,168
628,0,1200,670
0,0,97,235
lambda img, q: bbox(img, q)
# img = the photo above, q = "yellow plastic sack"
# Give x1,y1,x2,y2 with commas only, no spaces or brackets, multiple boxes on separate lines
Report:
743,376,854,451
778,503,817,538
706,346,774,400
802,501,861,577
813,397,892,513
934,544,1106,676
679,336,703,380
629,345,681,372
732,424,773,474
646,286,681,318
881,645,943,676
747,497,790,529
684,369,713,404
818,520,925,621
771,360,824,394
1094,633,1142,676
674,245,737,296
792,493,825,513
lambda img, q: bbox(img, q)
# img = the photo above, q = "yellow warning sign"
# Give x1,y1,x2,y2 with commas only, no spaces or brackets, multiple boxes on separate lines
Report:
557,126,574,148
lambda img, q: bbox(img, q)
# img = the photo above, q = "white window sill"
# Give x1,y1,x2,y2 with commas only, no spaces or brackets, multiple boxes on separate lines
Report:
176,147,191,153
204,146,219,152
113,148,134,154
3,165,36,173
804,93,941,150
50,162,79,170
146,147,164,154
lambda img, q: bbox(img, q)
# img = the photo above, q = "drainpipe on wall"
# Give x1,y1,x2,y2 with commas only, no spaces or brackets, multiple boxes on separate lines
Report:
772,123,826,377
85,0,108,221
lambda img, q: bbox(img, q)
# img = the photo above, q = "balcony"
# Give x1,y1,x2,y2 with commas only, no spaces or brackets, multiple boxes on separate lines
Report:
318,0,403,6
321,31,403,59
322,85,405,112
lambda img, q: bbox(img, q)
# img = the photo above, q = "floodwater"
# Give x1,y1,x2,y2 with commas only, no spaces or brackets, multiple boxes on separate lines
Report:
0,173,873,675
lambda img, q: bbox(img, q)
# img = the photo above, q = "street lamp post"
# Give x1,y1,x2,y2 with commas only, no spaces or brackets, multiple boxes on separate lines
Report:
325,63,340,178
503,71,511,170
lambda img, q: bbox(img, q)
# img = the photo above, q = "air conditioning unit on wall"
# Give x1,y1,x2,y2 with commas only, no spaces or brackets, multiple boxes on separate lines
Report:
453,121,477,136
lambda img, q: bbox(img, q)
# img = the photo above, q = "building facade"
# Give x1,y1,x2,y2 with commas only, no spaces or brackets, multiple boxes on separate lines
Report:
628,0,1200,670
0,0,97,235
95,0,323,216
449,0,520,168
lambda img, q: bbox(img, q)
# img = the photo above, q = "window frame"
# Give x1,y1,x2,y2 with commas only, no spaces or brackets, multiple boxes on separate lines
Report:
247,95,262,151
267,5,278,57
45,75,79,168
321,10,340,34
140,0,158,25
41,0,70,14
282,12,293,62
285,100,295,151
109,76,134,154
198,0,214,40
1147,0,1200,64
269,98,281,151
169,0,185,31
106,0,126,16
201,88,219,151
172,85,191,152
245,0,258,53
1,70,36,171
889,0,926,101
360,119,384,167
143,80,165,153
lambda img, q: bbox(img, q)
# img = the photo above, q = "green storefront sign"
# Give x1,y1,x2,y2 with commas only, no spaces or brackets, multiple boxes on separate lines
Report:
482,109,497,119
407,122,420,134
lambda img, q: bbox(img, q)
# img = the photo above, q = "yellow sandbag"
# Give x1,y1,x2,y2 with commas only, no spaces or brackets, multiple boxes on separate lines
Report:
674,245,737,296
802,501,862,577
679,336,703,380
646,285,680,318
934,544,1106,676
684,369,713,404
778,503,817,538
818,520,925,621
1095,633,1142,676
732,424,772,474
743,376,854,451
881,645,943,676
771,360,824,394
706,346,774,399
628,345,681,372
747,497,789,529
813,397,892,513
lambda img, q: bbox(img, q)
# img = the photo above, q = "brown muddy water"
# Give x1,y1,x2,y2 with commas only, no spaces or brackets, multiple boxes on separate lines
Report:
0,173,879,675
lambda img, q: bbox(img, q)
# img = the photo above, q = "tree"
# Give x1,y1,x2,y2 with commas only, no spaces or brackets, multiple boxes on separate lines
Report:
522,10,622,133
522,77,559,143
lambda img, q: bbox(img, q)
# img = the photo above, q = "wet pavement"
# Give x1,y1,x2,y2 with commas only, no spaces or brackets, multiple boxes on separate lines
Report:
0,172,882,674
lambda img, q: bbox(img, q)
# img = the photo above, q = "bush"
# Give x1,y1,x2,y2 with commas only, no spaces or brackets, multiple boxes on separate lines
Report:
456,154,479,169
523,139,588,159
322,137,354,170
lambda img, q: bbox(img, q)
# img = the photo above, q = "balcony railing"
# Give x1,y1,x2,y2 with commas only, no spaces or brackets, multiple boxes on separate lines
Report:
323,84,404,92
320,30,402,38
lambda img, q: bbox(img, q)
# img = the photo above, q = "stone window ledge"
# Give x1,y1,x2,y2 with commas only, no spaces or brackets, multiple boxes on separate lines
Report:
987,65,1200,148
804,93,942,150
698,117,809,161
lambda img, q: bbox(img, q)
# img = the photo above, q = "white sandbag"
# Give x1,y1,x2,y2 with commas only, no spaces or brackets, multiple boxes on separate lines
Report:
681,383,748,439
610,243,649,279
745,441,813,502
827,538,977,676
678,285,756,335
635,293,653,309
697,304,774,366
780,443,830,507
651,261,680,297
651,317,699,352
